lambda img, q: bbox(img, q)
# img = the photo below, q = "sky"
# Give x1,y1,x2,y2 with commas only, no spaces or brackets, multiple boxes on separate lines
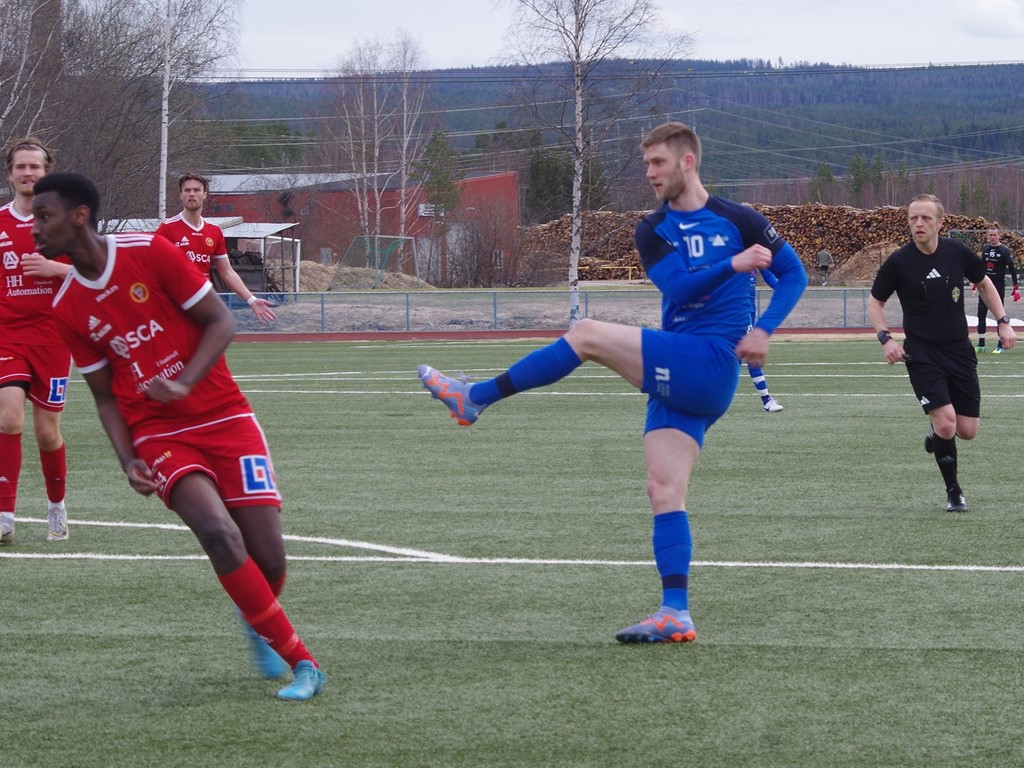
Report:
235,0,1024,76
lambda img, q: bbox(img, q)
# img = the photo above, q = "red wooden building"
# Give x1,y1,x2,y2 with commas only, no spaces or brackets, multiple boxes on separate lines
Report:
207,171,520,286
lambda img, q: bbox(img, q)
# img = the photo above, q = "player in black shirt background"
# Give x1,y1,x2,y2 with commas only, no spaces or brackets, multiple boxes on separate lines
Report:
974,227,1019,353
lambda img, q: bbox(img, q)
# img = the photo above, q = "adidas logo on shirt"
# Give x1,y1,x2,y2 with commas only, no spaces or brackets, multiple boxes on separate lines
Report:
926,269,942,279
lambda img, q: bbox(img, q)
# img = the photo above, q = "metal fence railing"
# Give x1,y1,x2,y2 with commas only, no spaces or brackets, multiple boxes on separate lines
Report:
224,287,973,335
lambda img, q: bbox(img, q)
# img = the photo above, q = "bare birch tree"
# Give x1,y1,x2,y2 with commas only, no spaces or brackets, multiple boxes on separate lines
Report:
157,0,241,216
318,32,426,273
500,0,690,325
0,0,63,139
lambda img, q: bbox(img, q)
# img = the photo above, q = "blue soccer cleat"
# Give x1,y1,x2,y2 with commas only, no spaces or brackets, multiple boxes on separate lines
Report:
277,660,326,701
417,365,487,426
615,607,697,644
240,618,290,680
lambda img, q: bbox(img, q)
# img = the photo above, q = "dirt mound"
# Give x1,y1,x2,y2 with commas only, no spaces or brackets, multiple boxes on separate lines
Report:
294,262,334,291
328,265,434,290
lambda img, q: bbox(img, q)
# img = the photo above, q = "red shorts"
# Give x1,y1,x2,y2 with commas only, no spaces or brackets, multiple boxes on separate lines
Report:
0,343,73,412
134,413,283,510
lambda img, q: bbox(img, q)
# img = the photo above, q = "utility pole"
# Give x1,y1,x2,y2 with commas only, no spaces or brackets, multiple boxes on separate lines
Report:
158,0,172,219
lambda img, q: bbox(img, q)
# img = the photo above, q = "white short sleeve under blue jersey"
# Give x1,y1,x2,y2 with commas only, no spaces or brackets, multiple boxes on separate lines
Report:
635,196,805,345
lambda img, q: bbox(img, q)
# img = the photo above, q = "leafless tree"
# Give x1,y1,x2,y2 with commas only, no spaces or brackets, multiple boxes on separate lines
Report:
0,0,63,140
446,197,520,287
500,0,691,324
389,31,426,245
0,0,238,218
317,32,426,274
157,0,241,216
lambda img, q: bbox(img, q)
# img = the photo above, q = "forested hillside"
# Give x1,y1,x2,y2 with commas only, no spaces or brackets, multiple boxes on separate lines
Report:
196,59,1024,222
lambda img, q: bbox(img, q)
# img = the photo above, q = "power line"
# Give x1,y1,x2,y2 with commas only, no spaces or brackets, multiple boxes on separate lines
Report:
197,59,1024,84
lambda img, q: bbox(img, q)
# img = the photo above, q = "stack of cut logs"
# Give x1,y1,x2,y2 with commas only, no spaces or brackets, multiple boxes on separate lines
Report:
520,205,1020,282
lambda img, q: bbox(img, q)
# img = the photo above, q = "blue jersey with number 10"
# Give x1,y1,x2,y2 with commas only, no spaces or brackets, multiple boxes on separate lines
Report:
635,196,805,343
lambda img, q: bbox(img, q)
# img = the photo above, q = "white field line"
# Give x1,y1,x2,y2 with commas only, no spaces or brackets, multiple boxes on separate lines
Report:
4,517,1024,572
42,358,1022,567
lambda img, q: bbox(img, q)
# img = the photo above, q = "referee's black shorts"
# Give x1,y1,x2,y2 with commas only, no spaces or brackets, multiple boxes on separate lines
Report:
903,336,980,417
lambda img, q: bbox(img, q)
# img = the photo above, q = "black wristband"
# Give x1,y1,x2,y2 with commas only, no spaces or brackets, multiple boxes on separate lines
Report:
877,330,893,345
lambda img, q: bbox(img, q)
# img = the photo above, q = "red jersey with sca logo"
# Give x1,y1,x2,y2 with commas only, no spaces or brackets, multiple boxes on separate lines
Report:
51,233,251,441
0,201,69,346
154,213,227,277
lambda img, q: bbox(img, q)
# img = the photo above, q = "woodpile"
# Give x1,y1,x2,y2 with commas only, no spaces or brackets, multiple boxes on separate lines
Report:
521,210,640,281
522,204,1020,284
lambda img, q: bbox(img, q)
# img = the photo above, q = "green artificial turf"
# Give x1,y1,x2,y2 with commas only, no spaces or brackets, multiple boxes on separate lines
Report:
4,338,1024,767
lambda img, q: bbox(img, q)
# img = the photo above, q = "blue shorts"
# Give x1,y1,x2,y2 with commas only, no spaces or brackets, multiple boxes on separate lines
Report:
641,329,741,447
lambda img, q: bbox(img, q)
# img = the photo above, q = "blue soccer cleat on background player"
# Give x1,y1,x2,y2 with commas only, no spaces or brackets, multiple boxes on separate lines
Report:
240,617,290,680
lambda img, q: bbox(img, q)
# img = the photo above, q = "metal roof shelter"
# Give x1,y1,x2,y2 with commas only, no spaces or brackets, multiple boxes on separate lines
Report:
103,217,301,295
207,173,359,194
222,222,301,294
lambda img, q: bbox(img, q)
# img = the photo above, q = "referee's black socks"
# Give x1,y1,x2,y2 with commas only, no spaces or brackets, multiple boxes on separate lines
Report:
932,434,959,492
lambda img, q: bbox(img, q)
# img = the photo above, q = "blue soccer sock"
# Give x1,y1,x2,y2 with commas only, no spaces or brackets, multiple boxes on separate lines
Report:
653,510,693,611
748,364,771,404
470,337,583,406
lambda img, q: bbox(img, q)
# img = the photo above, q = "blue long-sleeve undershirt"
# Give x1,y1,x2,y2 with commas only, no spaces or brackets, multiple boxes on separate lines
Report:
754,243,807,334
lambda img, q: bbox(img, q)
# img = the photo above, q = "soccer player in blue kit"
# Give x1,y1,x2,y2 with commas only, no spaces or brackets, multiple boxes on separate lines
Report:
417,121,807,643
749,269,785,412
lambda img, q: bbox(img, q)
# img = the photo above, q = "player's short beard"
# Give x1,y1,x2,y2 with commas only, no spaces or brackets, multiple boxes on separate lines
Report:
657,174,686,203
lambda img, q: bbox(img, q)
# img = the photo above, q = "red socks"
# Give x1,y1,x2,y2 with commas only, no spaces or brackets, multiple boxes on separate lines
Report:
218,558,315,669
0,437,66,511
0,433,22,512
39,443,66,504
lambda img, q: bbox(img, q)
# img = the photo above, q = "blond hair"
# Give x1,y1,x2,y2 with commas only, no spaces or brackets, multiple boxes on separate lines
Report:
5,136,54,173
641,122,701,170
909,193,944,219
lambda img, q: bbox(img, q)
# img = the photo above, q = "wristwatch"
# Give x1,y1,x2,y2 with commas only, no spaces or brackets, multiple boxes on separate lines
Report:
998,315,1011,325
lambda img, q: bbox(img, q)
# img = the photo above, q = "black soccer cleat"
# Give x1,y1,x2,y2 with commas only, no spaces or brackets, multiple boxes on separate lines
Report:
945,490,968,513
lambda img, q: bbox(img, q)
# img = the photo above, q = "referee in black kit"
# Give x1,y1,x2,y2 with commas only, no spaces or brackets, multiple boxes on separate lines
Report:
867,194,1016,513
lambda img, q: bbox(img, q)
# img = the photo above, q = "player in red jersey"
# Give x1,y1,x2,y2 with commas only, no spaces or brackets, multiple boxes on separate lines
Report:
155,174,276,323
0,137,71,544
34,172,324,701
